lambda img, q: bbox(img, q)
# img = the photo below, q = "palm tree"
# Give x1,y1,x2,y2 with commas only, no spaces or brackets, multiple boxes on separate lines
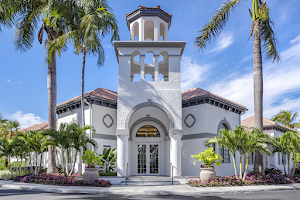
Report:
47,0,119,126
18,131,35,173
0,120,20,139
272,110,299,129
0,137,14,171
270,135,289,176
11,137,29,174
195,0,280,174
0,113,8,125
206,128,241,178
68,123,98,175
240,128,271,180
2,0,86,173
29,131,48,174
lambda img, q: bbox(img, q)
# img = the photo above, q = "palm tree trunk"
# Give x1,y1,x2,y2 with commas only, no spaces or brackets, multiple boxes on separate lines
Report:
39,154,43,174
239,154,243,179
46,27,57,174
243,154,249,181
282,153,287,176
81,51,87,127
69,150,78,176
35,153,38,175
62,148,67,177
253,20,264,175
287,153,290,177
292,159,296,177
232,154,238,179
30,153,33,174
5,157,8,170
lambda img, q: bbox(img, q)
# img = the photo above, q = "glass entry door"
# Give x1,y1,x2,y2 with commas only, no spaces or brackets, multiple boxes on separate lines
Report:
137,144,159,175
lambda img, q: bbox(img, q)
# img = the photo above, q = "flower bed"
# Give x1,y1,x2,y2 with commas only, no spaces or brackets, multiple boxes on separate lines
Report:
188,174,300,187
13,173,111,187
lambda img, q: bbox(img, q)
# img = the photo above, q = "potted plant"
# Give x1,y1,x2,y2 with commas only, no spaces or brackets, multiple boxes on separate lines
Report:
191,147,222,181
82,150,103,182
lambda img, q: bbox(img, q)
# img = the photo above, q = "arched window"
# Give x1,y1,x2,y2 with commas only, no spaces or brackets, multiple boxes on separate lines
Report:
218,122,231,163
144,19,154,41
136,125,160,137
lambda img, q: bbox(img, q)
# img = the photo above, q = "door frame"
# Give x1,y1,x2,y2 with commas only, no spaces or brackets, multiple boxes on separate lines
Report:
136,143,160,175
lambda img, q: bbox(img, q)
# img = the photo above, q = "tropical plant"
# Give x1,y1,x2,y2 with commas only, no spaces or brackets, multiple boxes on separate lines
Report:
195,0,280,174
1,0,90,173
82,150,103,168
206,128,241,178
272,110,300,129
29,131,48,174
11,137,29,175
0,120,20,138
68,123,98,175
99,148,117,173
191,147,222,168
47,0,119,126
0,113,8,125
17,131,35,173
270,135,289,176
0,137,14,171
239,128,271,180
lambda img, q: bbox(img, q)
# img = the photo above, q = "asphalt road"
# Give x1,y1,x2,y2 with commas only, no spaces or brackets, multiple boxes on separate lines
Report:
1,188,300,200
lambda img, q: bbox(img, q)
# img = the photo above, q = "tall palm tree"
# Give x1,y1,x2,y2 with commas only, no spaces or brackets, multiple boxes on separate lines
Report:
195,0,280,174
2,0,86,173
47,0,119,126
272,110,300,129
11,136,29,174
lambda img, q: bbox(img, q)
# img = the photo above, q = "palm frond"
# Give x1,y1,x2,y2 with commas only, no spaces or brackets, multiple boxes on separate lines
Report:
194,0,242,51
260,5,280,63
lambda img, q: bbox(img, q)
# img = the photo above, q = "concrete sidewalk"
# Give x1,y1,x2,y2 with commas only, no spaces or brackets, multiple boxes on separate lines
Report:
1,180,300,196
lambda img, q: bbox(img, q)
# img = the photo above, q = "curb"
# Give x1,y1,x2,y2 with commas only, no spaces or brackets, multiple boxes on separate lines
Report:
1,181,300,196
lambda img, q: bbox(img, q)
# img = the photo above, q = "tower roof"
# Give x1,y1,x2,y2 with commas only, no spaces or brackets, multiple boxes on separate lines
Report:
126,6,172,30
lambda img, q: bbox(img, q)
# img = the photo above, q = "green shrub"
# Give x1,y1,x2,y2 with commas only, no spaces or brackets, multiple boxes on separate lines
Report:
99,172,117,176
0,170,18,180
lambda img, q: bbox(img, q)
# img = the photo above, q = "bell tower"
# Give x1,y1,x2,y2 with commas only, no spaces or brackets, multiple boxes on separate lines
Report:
114,6,186,177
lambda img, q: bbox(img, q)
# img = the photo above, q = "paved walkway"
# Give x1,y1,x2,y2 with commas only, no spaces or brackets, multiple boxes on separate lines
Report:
1,180,300,196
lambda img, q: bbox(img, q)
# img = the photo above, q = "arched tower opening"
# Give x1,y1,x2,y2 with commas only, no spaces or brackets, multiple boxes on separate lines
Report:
144,19,154,41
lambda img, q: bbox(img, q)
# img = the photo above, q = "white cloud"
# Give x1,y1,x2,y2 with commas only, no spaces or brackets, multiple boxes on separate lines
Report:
209,32,234,53
7,80,11,83
10,111,46,129
242,55,252,62
290,35,300,44
209,34,300,122
181,56,210,90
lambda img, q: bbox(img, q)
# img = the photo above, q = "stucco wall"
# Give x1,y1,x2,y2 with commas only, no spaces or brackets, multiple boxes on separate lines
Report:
92,104,117,136
57,106,91,128
182,103,240,135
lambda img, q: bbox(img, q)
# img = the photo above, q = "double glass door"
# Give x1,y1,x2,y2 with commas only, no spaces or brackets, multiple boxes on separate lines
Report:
137,144,159,175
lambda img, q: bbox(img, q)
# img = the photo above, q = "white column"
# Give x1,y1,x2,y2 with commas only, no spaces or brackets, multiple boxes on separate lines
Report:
154,19,160,41
154,55,159,81
170,132,182,176
117,131,129,177
140,55,145,81
139,18,144,41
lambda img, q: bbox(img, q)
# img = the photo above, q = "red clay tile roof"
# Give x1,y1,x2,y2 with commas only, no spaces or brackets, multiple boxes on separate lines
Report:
20,120,58,132
57,87,246,110
57,87,118,107
241,115,295,131
126,5,172,18
182,88,247,109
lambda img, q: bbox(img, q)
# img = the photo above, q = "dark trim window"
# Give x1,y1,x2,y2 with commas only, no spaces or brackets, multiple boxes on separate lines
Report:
136,125,160,137
218,122,230,163
219,146,230,163
248,152,254,165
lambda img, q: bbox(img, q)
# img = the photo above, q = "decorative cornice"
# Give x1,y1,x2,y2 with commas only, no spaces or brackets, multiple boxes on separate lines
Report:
126,9,172,30
56,95,117,115
182,94,247,115
113,41,186,63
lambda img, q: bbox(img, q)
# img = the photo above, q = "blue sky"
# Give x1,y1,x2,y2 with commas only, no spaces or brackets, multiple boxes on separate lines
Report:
1,0,300,129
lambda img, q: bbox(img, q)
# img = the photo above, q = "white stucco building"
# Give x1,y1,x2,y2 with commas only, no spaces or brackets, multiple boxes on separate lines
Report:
53,6,249,178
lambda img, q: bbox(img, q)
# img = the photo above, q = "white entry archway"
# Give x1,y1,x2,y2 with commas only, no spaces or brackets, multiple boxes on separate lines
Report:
129,121,169,176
